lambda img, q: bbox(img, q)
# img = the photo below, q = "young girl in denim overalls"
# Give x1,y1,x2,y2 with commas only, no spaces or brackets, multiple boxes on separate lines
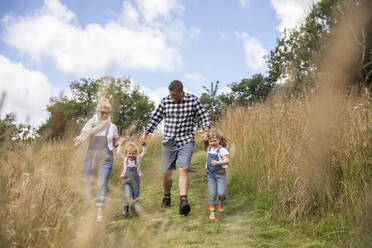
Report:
204,128,229,220
74,98,119,222
117,139,147,218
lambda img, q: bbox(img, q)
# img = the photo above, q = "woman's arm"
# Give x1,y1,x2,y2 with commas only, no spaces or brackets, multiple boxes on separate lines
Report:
74,131,88,147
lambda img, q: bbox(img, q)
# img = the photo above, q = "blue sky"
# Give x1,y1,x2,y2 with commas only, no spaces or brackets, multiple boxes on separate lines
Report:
0,0,318,126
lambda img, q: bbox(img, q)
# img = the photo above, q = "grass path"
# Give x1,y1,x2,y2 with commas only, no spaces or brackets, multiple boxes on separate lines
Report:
84,149,337,248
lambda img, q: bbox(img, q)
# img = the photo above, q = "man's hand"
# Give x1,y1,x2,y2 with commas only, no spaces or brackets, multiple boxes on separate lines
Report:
201,126,209,142
140,130,149,144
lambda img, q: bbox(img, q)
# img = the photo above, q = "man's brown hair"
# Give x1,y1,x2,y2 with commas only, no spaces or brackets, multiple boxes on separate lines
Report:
168,80,183,92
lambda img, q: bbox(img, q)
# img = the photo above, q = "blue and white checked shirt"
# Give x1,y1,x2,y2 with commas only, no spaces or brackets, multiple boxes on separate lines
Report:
145,93,210,146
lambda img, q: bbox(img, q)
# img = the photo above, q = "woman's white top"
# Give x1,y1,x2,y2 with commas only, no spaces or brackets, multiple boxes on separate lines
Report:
82,122,118,151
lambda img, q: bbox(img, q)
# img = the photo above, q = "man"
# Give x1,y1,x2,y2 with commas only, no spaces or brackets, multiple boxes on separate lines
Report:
140,80,210,216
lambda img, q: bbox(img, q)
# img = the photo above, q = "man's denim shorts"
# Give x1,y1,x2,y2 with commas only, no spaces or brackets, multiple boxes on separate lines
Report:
161,139,195,172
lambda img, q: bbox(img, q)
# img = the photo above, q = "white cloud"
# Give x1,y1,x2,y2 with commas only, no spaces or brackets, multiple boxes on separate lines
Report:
239,0,250,8
134,0,184,23
235,32,267,73
0,55,51,126
270,0,320,32
1,0,184,77
218,30,229,40
189,26,201,38
140,85,168,108
184,73,207,94
219,86,231,95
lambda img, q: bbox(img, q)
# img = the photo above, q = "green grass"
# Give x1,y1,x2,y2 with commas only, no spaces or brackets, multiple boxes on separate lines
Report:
97,145,340,248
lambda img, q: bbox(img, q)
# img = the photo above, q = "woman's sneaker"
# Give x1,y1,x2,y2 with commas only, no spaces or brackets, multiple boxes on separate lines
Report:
123,206,129,218
130,203,136,214
96,215,104,222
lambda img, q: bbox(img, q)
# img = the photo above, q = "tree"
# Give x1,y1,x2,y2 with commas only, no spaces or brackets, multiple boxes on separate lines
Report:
228,74,275,105
0,113,17,143
38,77,154,139
266,0,372,94
0,113,34,145
200,81,226,124
200,75,275,123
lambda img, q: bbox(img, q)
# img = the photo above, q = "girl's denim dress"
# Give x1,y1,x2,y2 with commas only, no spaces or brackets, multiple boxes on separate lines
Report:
123,158,140,206
206,146,226,204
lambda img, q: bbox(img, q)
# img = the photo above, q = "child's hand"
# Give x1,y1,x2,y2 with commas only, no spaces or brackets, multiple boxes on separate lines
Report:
211,160,218,166
73,136,82,148
74,139,81,148
117,137,125,145
201,132,208,142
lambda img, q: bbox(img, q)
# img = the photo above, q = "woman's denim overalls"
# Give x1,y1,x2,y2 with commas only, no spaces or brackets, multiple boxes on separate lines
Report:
207,146,226,205
123,158,140,206
84,127,113,207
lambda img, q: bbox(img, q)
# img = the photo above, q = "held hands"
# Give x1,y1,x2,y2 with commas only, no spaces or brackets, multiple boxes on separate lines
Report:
117,137,125,146
73,136,82,148
201,127,209,142
73,139,81,148
201,132,208,142
140,131,148,145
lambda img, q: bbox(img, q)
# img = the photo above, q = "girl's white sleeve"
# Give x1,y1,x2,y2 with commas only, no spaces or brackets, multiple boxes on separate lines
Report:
219,147,229,157
120,157,127,178
137,146,147,176
138,146,147,161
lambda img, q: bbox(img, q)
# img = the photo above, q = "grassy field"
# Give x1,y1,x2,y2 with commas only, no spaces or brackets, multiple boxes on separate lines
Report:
0,134,342,248
0,92,371,248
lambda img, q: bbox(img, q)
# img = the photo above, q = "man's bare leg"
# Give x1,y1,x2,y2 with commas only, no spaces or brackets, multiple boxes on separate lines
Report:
179,167,190,215
178,167,189,196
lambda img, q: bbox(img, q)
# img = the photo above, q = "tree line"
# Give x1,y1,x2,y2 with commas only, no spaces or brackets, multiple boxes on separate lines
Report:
1,0,371,143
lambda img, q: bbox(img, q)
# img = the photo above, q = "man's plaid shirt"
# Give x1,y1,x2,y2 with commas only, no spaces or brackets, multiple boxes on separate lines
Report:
145,93,210,146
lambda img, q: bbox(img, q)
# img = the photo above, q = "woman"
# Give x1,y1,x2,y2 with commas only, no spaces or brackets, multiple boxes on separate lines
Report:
74,98,119,222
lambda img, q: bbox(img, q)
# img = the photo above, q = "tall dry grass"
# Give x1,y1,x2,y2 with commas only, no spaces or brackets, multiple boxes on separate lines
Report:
0,134,162,248
220,2,372,244
221,93,371,215
219,3,372,243
0,139,81,247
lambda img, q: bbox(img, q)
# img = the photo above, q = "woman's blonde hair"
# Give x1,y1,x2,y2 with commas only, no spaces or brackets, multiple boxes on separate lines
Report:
204,128,227,150
124,142,138,154
96,97,112,112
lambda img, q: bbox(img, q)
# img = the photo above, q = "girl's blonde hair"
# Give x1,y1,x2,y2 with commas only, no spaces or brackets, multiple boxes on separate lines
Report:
204,128,227,150
124,142,138,154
